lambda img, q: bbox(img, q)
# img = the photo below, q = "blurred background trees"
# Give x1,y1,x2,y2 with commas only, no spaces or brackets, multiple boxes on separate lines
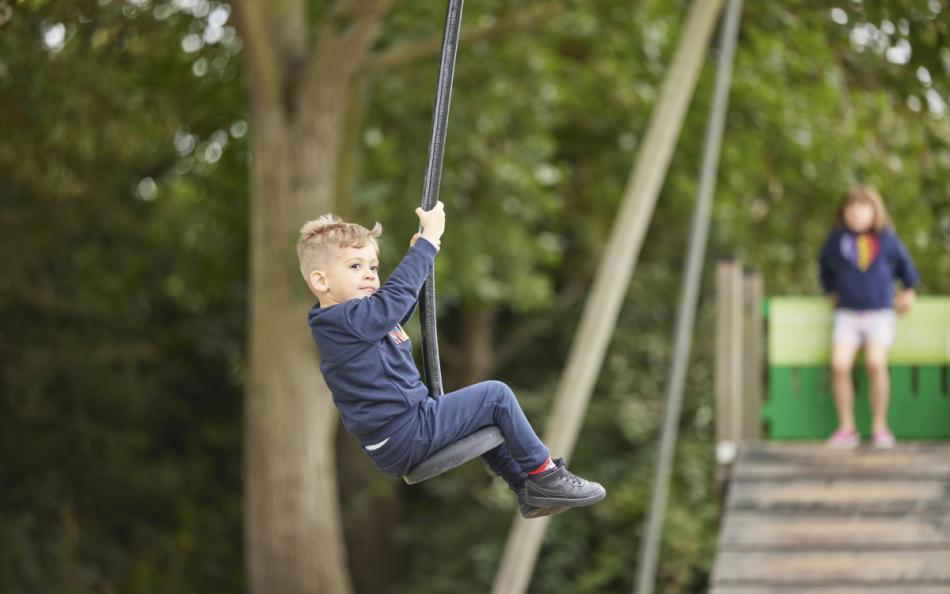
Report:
1,1,947,593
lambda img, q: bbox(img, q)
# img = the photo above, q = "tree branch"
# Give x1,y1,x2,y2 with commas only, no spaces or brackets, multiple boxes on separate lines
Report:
489,275,588,374
230,0,284,109
362,1,563,74
300,0,397,105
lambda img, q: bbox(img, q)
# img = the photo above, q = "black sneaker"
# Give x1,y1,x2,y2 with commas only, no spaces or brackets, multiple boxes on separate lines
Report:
524,458,606,508
513,484,570,519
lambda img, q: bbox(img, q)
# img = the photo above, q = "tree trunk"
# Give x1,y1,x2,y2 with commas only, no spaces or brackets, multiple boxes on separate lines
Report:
336,425,406,594
237,2,391,593
452,304,497,388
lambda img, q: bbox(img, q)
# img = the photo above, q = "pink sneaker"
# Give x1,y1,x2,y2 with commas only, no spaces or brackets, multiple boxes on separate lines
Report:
826,428,859,449
872,429,896,450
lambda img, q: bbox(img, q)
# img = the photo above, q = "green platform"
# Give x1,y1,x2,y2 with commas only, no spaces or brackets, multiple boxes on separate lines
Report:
763,297,950,439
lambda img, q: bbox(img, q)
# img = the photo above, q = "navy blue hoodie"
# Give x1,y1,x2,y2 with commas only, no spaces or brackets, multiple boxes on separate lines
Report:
307,238,436,446
819,228,918,310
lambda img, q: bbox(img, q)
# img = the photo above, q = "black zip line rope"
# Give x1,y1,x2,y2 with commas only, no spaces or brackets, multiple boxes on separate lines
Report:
418,0,464,397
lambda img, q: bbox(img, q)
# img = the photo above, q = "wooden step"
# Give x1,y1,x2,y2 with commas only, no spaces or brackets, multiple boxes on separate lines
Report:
733,443,950,480
711,587,950,594
712,550,950,585
726,479,950,512
720,512,950,549
712,444,950,592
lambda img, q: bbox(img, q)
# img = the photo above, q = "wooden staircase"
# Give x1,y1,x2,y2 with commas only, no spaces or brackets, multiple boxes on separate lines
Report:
710,442,950,594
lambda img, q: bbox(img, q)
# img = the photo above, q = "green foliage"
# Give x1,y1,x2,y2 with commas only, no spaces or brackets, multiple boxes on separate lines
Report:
715,1,950,296
2,0,949,593
362,2,950,593
0,1,247,593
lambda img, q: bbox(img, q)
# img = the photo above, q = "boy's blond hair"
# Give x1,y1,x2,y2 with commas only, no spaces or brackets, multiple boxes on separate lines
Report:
297,214,383,282
835,184,890,232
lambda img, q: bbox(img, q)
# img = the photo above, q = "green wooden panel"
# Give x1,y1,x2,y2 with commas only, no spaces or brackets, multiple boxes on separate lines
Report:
768,297,950,366
763,365,950,439
767,298,833,366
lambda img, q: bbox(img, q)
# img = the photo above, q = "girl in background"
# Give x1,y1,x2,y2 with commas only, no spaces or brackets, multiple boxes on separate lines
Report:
819,185,918,449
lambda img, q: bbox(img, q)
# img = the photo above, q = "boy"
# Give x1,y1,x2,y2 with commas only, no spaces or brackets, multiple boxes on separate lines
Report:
299,202,605,518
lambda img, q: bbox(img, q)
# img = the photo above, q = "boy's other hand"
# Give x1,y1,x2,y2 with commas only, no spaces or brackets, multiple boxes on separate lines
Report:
415,201,445,250
894,288,916,314
828,292,838,307
410,231,438,251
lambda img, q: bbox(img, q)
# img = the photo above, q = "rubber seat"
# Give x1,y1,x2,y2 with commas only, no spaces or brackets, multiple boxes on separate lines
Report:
402,426,504,484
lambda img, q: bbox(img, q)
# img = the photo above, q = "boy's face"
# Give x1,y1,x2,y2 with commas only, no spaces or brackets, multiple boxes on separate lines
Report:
843,202,875,233
311,243,380,307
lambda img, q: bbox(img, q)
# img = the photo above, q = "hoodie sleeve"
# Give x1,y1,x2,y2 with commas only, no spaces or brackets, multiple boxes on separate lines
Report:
818,231,837,294
888,231,919,289
342,238,437,342
400,300,418,326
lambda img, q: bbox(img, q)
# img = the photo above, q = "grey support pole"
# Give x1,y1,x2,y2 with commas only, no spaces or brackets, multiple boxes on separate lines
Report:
633,0,743,593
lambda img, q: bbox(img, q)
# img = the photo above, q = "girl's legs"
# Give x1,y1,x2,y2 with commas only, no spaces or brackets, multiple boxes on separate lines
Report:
828,309,896,447
830,339,860,433
865,340,891,434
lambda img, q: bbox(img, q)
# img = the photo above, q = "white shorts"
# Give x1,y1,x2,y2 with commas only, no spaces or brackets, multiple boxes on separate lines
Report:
832,309,896,348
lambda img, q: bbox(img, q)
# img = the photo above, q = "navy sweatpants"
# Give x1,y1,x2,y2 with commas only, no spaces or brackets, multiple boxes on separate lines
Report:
363,380,550,488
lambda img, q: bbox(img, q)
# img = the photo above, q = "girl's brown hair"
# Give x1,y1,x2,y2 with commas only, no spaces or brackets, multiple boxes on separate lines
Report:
834,184,890,232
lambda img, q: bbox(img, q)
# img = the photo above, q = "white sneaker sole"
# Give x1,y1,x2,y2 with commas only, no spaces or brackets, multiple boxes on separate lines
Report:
525,487,606,508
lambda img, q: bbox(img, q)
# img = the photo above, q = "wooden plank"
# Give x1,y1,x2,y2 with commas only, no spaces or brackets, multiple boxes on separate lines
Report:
711,587,950,594
741,271,763,441
713,443,950,592
746,440,950,455
727,479,950,512
716,260,744,460
712,550,950,584
738,442,950,458
733,444,950,480
720,512,950,549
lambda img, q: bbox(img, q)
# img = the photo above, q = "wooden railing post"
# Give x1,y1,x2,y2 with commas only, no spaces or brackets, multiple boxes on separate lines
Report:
741,269,763,442
715,259,744,469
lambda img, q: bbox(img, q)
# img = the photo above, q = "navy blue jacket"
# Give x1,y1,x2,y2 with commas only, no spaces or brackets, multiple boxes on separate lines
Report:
818,228,918,310
308,239,436,445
